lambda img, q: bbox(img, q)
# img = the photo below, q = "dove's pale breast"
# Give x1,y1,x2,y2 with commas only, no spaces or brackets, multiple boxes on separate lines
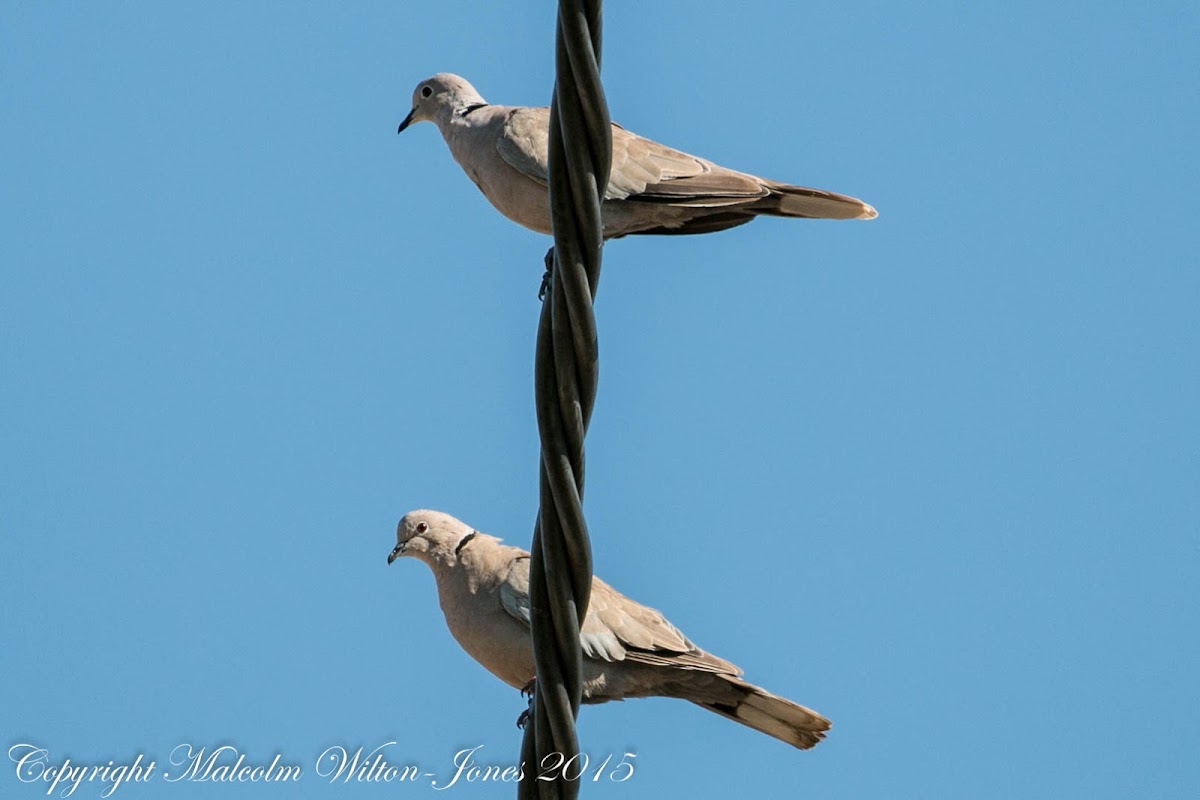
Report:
429,543,538,689
443,107,555,235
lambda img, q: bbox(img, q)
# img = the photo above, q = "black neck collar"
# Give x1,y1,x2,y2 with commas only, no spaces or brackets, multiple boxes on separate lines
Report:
455,531,478,557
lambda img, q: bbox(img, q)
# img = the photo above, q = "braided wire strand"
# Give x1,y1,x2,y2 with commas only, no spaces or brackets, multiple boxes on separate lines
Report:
518,1,610,798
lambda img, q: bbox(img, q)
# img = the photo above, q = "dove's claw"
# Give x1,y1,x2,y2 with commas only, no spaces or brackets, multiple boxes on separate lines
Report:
516,678,537,728
537,248,555,301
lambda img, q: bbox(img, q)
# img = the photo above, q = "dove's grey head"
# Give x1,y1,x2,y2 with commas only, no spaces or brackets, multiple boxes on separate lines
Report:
397,74,488,134
388,509,477,568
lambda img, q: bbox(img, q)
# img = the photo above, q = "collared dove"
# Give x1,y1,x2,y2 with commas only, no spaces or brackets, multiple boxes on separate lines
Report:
387,509,831,750
397,73,876,239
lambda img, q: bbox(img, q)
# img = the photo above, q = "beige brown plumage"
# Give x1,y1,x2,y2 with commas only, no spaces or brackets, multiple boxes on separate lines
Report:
398,73,876,239
388,509,831,750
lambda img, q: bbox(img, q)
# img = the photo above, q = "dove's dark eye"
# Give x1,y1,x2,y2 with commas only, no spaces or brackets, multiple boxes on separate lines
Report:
421,85,433,99
416,522,429,534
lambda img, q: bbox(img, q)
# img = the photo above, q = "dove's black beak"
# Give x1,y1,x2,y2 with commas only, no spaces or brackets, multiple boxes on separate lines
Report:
387,542,406,564
397,108,416,134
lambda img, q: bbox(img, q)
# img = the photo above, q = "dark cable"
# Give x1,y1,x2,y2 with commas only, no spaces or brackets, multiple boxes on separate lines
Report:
518,2,610,798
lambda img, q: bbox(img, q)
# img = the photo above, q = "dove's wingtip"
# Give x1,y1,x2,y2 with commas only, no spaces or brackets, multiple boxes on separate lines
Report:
858,203,878,220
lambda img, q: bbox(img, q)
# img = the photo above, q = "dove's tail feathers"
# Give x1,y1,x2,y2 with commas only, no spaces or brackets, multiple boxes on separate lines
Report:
694,679,831,750
758,181,878,221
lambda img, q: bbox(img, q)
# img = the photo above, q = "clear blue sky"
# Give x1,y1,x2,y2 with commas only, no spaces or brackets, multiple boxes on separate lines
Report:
4,2,1197,798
